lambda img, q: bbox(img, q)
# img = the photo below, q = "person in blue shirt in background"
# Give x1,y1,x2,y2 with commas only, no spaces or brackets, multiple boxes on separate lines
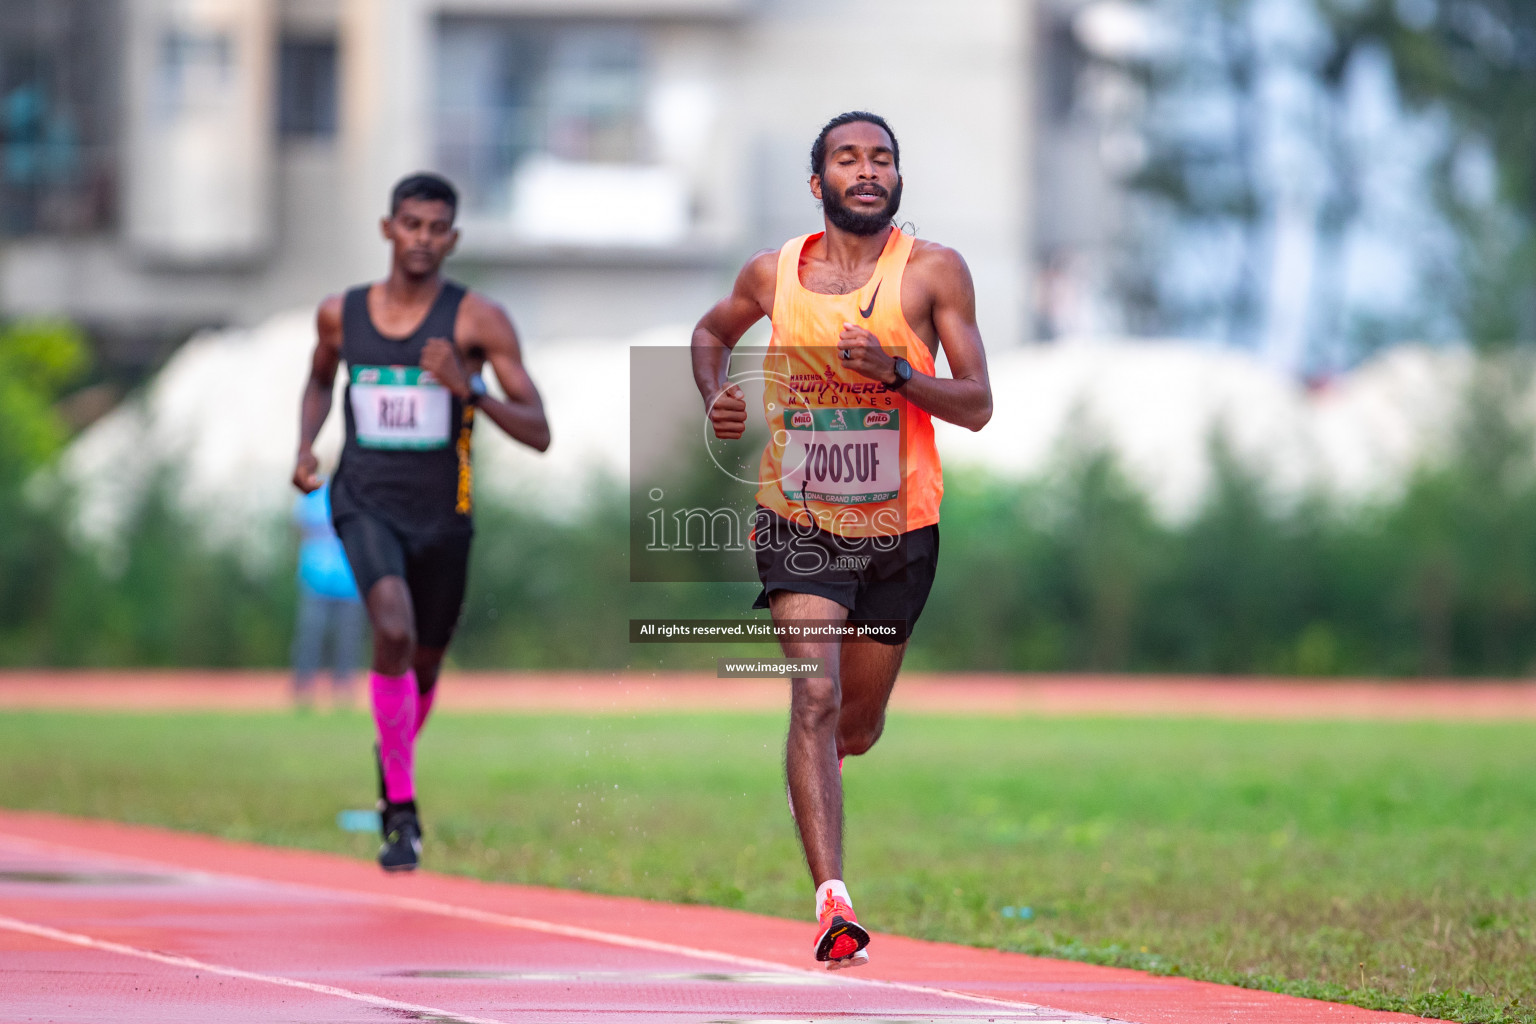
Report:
292,478,365,708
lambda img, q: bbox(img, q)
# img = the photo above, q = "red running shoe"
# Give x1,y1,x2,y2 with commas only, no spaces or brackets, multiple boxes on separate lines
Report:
814,891,870,968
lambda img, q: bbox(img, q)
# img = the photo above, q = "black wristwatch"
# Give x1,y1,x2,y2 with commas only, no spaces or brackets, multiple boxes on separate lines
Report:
465,374,488,407
883,357,913,391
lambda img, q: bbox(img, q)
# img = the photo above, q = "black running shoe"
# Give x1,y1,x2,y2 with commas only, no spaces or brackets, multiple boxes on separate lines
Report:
378,800,422,872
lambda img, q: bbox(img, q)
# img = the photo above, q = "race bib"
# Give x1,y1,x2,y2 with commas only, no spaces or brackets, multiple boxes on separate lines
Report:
782,407,902,504
349,365,451,450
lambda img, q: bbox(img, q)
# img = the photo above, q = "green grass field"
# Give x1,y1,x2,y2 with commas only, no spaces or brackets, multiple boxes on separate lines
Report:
1,710,1531,1023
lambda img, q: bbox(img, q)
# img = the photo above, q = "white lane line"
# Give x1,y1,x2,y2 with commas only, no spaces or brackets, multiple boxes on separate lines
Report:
0,831,1118,1023
339,889,1115,1021
0,914,510,1024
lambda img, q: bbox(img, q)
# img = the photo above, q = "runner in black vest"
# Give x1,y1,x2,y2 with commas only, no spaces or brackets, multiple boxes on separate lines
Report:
293,173,550,871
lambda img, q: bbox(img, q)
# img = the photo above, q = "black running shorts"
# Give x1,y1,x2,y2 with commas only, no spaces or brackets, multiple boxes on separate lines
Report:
334,511,472,649
751,506,939,645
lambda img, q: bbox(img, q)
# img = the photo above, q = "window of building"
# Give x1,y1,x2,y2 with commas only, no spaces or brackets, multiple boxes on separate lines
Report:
157,30,234,118
435,18,690,247
277,37,337,139
0,0,118,236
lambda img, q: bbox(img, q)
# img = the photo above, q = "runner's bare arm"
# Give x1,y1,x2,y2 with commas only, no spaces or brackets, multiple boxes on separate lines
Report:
837,245,992,431
445,293,551,452
293,295,345,493
691,250,776,440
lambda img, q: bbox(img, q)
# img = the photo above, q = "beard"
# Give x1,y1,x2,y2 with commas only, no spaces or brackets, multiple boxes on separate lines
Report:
822,179,903,236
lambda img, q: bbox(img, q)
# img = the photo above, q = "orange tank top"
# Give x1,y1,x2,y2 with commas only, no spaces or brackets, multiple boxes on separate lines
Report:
756,228,943,538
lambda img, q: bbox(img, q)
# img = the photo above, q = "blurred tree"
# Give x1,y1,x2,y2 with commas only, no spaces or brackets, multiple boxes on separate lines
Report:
1380,355,1536,674
0,318,88,652
1147,434,1306,672
1049,429,1166,670
1122,0,1373,365
1118,0,1536,364
1328,0,1536,347
1121,0,1263,346
0,317,87,483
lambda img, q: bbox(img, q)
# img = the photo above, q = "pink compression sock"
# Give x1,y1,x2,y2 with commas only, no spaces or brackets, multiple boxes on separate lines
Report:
371,670,418,802
413,685,436,739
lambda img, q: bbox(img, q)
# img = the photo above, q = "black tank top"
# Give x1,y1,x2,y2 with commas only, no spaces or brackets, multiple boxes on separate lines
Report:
332,281,474,535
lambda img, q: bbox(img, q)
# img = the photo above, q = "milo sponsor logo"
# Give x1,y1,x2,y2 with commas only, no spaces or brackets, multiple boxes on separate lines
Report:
783,407,901,432
351,365,433,388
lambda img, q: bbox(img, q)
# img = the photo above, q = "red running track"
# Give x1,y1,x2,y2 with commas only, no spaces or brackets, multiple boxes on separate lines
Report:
5,670,1536,720
0,811,1441,1024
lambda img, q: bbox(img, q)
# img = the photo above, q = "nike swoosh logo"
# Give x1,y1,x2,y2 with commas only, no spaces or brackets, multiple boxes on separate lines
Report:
859,281,881,319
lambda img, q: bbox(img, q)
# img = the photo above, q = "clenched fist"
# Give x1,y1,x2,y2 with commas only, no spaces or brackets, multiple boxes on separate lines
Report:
292,450,322,493
835,322,897,385
708,383,748,440
420,337,470,399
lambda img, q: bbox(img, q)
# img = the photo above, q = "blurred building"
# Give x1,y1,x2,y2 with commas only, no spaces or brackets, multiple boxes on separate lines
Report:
0,0,1036,363
1031,0,1149,340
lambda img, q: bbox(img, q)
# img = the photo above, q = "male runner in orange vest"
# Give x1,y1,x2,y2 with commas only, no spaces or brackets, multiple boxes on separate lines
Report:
293,173,550,871
691,112,993,967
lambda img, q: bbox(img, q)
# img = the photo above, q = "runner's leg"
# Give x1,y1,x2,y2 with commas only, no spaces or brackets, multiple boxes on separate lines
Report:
366,577,415,675
403,531,472,740
835,524,936,758
334,514,422,866
365,576,418,803
411,646,444,737
835,639,906,758
772,589,849,887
